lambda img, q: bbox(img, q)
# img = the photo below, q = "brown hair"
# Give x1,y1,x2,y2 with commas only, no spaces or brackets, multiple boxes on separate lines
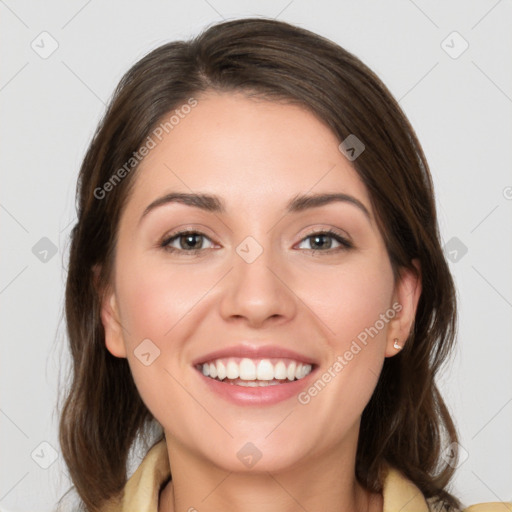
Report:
58,17,463,511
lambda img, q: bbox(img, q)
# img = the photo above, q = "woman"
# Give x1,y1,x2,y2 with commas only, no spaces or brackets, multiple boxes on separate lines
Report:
57,17,508,512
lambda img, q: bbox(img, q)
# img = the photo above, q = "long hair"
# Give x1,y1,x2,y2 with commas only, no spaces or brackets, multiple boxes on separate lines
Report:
58,17,462,511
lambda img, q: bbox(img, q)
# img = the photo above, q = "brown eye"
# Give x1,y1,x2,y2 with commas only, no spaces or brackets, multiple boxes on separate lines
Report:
296,230,352,253
161,231,215,254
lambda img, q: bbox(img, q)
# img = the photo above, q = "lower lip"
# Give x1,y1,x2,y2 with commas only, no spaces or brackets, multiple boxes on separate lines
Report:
195,366,318,406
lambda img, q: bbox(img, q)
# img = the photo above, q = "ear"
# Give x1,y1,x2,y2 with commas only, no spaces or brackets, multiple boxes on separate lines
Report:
94,265,127,359
384,259,422,357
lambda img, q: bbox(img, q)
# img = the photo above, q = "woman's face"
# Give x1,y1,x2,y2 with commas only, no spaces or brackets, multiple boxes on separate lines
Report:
101,91,420,473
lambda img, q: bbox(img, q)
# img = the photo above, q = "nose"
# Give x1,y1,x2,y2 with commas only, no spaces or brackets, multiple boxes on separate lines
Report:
219,245,297,328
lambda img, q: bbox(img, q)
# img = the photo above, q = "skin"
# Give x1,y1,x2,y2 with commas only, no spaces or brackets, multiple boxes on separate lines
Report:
100,91,421,512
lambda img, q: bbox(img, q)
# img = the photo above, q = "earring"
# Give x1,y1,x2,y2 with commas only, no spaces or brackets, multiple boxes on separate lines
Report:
393,338,402,350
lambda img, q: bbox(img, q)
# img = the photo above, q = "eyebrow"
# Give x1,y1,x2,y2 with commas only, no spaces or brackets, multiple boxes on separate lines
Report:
139,191,371,224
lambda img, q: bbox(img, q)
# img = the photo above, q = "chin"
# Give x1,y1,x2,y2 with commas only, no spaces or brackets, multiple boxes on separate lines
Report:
194,433,312,474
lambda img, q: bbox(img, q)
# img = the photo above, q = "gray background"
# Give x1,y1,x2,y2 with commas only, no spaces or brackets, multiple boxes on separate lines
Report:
1,1,511,510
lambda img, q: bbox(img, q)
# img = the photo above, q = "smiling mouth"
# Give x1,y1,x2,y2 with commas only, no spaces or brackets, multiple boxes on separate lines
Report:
195,357,314,387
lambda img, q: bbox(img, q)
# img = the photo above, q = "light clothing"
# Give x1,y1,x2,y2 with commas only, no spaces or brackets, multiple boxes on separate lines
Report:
102,438,511,512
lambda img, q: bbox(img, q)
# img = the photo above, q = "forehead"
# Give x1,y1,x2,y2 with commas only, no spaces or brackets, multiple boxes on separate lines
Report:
125,91,372,218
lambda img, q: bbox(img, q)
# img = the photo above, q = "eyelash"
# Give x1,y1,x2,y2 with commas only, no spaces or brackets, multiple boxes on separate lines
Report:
159,228,353,256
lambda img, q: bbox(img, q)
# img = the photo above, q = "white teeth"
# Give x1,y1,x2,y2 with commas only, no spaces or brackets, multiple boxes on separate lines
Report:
239,358,257,380
256,359,274,380
216,360,227,380
199,357,314,384
287,362,296,381
236,380,259,387
274,361,287,380
234,380,282,387
298,364,312,379
226,360,239,379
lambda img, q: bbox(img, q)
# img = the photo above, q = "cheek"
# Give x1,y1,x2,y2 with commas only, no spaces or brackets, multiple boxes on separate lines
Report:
113,254,225,419
296,251,395,346
115,256,212,346
294,252,394,413
113,259,202,428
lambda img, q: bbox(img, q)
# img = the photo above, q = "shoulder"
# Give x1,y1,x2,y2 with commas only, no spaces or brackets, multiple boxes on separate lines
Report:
463,504,512,512
382,463,511,512
427,495,512,512
427,498,512,512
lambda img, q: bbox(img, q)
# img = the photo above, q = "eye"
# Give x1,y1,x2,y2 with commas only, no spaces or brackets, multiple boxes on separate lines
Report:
160,230,216,254
296,229,353,253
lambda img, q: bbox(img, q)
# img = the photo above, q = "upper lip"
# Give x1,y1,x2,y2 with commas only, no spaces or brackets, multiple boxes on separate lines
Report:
192,343,318,367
